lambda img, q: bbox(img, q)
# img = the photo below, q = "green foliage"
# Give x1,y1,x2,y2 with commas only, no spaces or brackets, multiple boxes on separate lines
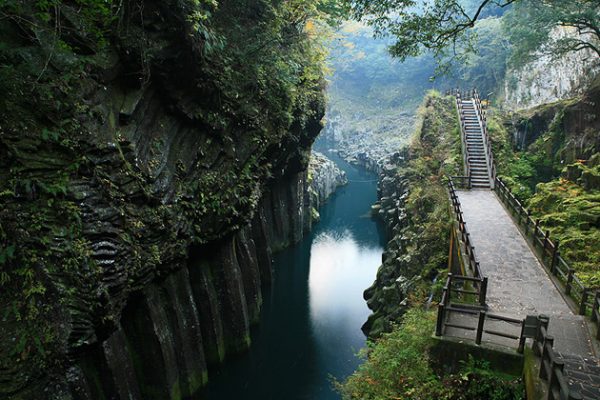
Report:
488,100,600,287
503,0,600,66
337,309,524,400
401,93,459,277
449,356,524,400
351,0,514,68
528,173,600,286
351,0,599,73
337,309,448,400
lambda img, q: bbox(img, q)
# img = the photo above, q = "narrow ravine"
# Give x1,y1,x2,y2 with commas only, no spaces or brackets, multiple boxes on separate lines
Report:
201,151,386,399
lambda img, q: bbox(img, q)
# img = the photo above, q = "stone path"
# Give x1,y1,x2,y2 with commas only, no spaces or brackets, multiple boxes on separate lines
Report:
453,189,595,357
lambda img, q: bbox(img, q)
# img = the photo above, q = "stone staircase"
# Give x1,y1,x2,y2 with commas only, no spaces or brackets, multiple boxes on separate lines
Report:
557,352,600,399
458,99,491,189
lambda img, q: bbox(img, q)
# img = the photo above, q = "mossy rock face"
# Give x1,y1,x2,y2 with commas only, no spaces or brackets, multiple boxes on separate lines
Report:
362,93,459,337
0,0,325,397
491,79,600,288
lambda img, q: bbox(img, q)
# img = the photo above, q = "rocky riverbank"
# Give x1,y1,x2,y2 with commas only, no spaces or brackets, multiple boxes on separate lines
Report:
308,151,348,217
319,110,414,174
361,93,458,338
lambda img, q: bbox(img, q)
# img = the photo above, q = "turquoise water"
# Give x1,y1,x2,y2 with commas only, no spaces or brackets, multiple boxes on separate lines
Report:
202,152,385,399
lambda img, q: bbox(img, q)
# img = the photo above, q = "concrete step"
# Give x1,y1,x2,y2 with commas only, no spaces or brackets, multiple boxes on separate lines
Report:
556,352,600,399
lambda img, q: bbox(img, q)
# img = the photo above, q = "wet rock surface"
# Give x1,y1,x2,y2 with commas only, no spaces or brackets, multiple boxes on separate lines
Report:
308,151,348,215
361,152,417,337
0,1,326,398
361,94,457,338
319,111,414,174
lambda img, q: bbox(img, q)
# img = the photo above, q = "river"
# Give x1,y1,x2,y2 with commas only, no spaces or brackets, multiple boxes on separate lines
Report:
202,151,385,399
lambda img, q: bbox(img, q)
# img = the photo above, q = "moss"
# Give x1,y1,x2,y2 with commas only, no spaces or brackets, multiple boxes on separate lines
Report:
338,309,524,400
170,380,182,400
528,175,600,286
486,89,600,287
0,0,330,393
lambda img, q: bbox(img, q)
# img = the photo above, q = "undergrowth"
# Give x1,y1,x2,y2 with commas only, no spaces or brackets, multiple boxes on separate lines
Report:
336,309,524,400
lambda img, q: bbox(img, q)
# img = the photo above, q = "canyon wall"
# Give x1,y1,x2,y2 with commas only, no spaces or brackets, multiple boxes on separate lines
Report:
362,93,457,337
0,1,329,398
504,27,599,111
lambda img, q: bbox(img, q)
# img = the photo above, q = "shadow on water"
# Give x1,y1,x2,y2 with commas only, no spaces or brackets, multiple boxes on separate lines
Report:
201,151,385,400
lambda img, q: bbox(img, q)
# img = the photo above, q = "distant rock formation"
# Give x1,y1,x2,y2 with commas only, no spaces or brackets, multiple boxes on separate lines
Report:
308,151,348,217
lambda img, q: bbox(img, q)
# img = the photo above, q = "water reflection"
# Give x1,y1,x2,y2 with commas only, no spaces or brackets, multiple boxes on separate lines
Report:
309,230,383,380
203,152,384,400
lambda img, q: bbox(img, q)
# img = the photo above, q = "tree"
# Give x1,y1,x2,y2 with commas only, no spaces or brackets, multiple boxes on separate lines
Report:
504,0,600,65
351,0,600,66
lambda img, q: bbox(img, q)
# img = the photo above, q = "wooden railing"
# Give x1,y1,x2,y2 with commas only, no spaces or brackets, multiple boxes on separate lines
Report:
435,273,489,335
436,274,524,352
532,315,583,400
437,176,490,337
494,177,598,314
448,178,484,279
592,291,600,340
473,90,496,186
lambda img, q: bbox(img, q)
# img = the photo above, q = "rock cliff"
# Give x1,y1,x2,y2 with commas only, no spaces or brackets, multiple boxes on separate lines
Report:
362,93,458,337
308,151,348,216
0,1,327,398
504,27,599,110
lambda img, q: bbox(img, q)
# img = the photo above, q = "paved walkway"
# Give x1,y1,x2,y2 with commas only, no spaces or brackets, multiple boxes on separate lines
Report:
453,190,595,357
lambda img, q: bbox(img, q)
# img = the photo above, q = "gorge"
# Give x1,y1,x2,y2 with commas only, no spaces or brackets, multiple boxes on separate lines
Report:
1,0,599,399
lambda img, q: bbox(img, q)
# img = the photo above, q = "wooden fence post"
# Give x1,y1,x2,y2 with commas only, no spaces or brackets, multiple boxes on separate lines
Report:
476,311,486,345
545,355,561,385
543,230,550,252
539,335,554,380
533,315,549,356
592,291,600,323
479,277,488,306
566,269,574,295
518,320,526,354
436,303,445,336
551,240,560,275
579,288,589,315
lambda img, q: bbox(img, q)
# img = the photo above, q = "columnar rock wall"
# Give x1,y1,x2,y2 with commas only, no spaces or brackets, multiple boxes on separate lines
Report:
361,93,456,338
0,1,327,399
308,151,348,214
66,171,313,400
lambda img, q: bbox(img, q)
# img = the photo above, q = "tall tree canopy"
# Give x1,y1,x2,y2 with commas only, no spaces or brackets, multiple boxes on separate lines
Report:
352,0,600,65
